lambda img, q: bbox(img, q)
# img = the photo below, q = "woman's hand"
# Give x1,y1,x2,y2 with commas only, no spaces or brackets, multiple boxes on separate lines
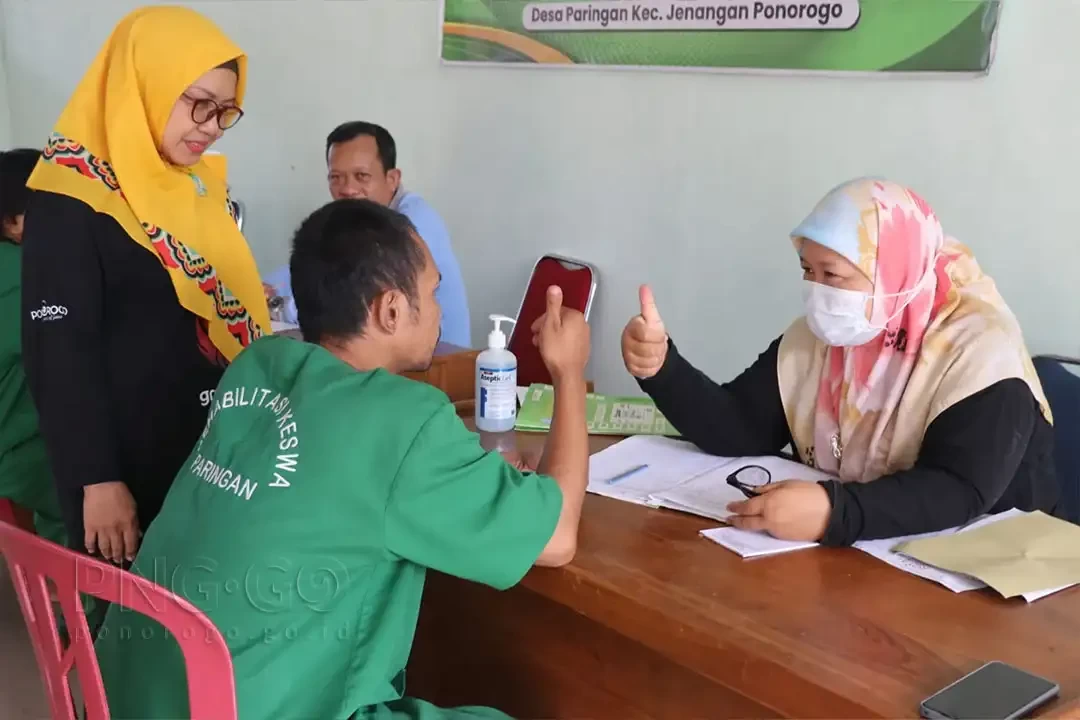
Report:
83,482,140,563
621,284,669,379
726,481,831,542
263,282,276,300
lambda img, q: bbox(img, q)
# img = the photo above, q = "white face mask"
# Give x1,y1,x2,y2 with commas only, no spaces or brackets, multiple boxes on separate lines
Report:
803,282,881,347
802,266,935,347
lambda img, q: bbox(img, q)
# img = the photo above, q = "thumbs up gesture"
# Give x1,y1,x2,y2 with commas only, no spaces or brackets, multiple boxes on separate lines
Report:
621,284,669,379
531,285,591,383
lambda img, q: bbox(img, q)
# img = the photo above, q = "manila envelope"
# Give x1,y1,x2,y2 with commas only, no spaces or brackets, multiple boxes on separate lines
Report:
896,511,1080,599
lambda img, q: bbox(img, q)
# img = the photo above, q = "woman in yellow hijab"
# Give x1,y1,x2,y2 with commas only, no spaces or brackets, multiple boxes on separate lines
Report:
20,6,269,568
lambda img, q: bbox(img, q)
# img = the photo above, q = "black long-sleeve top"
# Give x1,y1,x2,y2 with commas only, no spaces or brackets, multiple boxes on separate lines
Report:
20,191,227,546
639,337,1060,546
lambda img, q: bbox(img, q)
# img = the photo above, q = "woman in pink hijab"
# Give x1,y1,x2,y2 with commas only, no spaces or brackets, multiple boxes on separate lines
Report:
621,178,1058,544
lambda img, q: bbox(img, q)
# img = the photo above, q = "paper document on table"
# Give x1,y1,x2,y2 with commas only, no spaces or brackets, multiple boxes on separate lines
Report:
653,455,833,522
855,509,1076,602
854,528,984,594
586,435,726,506
896,510,1080,599
700,527,818,558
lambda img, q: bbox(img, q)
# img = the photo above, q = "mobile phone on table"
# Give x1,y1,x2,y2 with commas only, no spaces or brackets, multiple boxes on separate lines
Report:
920,661,1059,719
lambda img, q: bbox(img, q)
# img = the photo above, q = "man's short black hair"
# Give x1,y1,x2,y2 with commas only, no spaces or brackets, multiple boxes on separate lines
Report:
325,121,397,171
290,199,425,344
0,148,40,224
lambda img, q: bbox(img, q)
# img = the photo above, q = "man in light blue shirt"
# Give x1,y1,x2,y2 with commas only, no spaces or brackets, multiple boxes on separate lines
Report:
264,122,471,346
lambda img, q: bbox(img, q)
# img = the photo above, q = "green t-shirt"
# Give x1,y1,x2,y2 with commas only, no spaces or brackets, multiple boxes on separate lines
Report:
0,240,64,546
95,335,562,719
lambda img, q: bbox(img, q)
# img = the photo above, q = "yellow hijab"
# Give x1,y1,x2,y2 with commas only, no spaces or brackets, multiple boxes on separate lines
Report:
26,6,269,360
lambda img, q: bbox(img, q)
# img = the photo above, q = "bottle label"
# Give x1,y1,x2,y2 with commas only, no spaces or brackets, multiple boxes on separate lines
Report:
479,366,517,421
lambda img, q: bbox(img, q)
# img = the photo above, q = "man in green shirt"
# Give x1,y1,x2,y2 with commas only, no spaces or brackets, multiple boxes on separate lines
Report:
94,198,591,719
0,148,66,549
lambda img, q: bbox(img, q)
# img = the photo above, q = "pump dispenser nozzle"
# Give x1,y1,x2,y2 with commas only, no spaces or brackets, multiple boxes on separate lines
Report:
488,314,516,350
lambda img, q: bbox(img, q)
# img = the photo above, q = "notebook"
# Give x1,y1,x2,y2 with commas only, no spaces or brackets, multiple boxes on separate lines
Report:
586,436,831,519
587,436,722,507
700,527,818,558
655,455,832,522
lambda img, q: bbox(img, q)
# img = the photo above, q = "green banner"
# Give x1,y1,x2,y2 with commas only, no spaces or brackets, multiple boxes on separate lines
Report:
441,0,1002,73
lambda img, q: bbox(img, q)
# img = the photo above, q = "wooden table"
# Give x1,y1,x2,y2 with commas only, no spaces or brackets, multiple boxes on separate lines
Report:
407,431,1080,718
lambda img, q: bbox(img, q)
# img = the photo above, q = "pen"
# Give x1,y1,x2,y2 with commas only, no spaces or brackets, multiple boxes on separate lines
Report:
605,464,649,485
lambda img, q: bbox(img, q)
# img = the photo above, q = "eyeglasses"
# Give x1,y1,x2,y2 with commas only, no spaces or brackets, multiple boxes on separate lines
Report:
184,95,244,130
726,464,772,499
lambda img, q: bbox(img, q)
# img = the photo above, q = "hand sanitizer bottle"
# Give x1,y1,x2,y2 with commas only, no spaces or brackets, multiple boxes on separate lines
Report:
476,314,518,433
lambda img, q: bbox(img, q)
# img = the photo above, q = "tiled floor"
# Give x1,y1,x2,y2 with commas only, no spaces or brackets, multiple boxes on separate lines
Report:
0,559,50,718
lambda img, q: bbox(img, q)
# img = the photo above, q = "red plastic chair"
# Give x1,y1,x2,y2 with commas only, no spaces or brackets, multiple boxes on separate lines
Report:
509,254,598,387
0,515,238,720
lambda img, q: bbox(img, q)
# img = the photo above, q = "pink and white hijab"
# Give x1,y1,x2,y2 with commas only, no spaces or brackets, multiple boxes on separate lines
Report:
777,178,1050,482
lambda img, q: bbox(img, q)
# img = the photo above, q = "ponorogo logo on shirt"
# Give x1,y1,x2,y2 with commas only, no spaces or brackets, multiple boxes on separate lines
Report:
29,300,69,322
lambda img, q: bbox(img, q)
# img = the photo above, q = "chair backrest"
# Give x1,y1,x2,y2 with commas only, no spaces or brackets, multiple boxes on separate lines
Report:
1032,355,1080,524
0,519,237,720
508,255,598,387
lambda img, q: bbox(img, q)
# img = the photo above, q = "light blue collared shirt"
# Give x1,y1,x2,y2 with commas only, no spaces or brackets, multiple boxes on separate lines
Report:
264,189,471,346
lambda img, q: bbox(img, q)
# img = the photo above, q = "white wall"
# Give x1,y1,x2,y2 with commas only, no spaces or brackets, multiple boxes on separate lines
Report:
0,3,12,148
2,0,1077,394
